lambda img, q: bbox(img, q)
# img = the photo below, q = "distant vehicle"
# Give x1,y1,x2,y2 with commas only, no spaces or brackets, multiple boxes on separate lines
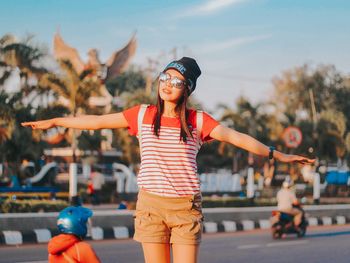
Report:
271,204,308,239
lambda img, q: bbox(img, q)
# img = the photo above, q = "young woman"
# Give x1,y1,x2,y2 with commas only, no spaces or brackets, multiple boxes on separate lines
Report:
23,57,314,263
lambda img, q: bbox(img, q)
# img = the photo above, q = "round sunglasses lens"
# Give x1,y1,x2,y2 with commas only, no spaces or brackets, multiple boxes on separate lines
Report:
159,73,167,82
171,78,184,88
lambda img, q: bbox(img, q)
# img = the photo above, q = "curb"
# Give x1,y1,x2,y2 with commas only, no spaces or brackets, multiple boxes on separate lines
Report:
1,215,349,246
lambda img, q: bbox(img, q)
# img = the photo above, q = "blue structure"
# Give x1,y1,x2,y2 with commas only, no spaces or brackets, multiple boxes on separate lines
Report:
326,170,350,185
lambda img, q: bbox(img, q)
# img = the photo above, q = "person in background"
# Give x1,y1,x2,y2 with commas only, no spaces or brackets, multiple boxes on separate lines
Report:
90,166,105,205
48,206,100,263
86,179,95,204
276,178,303,230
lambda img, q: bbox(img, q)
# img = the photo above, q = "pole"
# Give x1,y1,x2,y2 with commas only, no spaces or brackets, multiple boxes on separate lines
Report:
308,88,317,131
313,172,320,204
69,163,80,205
247,167,255,199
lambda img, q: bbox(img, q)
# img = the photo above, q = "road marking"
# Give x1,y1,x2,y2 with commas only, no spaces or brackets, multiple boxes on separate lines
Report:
266,240,309,247
16,261,48,263
237,240,309,250
237,244,263,249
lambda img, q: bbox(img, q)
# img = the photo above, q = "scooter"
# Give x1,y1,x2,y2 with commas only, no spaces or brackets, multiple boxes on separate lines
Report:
271,205,308,239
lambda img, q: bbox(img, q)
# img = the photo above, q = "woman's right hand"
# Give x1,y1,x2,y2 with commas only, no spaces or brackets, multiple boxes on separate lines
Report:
21,119,56,130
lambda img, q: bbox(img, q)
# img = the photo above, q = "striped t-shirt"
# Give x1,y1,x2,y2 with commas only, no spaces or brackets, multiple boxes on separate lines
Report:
123,105,219,197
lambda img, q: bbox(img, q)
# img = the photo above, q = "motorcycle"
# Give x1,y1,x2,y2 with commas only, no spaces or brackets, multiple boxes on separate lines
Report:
271,205,308,239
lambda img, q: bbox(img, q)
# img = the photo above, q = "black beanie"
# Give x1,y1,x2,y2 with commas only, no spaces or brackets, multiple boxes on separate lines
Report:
163,57,201,94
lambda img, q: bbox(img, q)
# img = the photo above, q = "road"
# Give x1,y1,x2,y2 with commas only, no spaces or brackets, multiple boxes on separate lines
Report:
1,225,350,263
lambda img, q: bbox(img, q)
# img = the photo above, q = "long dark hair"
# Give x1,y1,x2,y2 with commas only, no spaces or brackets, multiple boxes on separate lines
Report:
152,86,193,143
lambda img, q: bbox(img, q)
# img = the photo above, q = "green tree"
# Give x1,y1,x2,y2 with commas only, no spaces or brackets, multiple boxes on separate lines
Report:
0,34,47,103
0,34,50,182
273,64,340,119
0,91,46,183
38,60,105,159
106,66,147,97
317,110,348,161
0,91,15,144
216,97,275,167
39,60,101,116
272,64,350,163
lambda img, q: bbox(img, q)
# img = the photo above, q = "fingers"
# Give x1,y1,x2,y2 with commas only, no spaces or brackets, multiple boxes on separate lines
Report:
21,122,30,127
21,122,36,128
21,122,36,129
21,122,45,130
283,154,315,164
297,158,315,164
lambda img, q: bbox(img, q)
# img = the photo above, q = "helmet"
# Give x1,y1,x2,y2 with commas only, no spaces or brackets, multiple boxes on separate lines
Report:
282,177,293,189
57,206,93,238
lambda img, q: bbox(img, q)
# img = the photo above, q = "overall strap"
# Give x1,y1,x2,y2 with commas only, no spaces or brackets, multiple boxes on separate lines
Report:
62,243,80,263
62,252,77,263
75,243,80,262
196,110,203,149
138,104,149,153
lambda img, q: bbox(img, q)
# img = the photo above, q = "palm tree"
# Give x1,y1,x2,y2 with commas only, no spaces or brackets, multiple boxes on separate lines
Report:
0,91,15,144
0,91,46,183
215,97,279,172
39,59,102,115
38,59,103,161
0,34,16,86
0,34,47,102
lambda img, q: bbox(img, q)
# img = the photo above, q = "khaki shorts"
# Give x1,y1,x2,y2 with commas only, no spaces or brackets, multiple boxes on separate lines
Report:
133,189,203,245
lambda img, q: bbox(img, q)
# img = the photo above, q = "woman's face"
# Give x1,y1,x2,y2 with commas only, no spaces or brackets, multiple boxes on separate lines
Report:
158,69,186,103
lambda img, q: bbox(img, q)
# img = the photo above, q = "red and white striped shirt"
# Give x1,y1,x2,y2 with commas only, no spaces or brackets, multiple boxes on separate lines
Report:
123,105,219,197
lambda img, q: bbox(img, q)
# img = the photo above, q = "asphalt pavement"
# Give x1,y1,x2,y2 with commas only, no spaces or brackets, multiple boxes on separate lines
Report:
1,224,350,263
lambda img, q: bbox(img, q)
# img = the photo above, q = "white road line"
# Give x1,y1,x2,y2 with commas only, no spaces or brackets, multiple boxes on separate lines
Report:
266,240,309,247
237,244,263,250
237,240,309,250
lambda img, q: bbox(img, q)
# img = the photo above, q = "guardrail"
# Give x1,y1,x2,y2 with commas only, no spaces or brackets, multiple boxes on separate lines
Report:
1,204,350,245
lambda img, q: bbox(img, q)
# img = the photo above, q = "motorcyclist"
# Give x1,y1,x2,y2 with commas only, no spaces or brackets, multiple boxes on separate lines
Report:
276,178,303,231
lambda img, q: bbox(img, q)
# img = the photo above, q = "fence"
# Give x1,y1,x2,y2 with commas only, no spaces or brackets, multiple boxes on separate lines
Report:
2,162,350,198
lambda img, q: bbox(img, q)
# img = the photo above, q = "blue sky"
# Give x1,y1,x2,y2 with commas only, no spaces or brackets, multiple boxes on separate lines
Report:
1,0,349,111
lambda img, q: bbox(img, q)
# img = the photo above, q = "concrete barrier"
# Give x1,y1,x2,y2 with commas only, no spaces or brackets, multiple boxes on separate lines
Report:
1,204,350,245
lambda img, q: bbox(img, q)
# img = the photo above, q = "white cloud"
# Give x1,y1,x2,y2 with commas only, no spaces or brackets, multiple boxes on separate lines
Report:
194,34,272,54
178,0,248,17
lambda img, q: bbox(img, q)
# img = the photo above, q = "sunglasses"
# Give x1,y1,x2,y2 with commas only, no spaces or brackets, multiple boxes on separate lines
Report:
158,72,187,89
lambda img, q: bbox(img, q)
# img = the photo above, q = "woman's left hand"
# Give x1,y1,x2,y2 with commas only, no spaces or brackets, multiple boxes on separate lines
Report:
276,153,315,164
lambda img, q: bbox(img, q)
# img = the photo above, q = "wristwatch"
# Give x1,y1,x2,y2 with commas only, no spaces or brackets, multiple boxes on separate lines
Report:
268,146,275,160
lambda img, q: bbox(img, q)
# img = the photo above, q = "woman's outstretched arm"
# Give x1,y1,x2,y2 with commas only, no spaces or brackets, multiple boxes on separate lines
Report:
21,112,129,130
210,124,315,164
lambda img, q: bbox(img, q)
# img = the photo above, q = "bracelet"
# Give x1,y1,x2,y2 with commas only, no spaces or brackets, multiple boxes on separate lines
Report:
268,146,275,160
